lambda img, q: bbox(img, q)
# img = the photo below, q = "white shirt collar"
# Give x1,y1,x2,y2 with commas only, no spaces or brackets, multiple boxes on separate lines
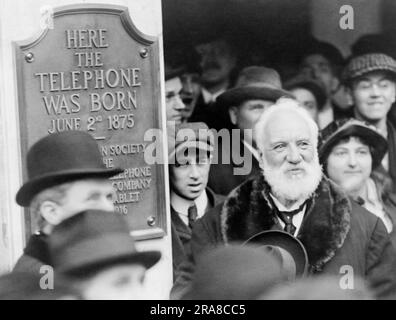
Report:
201,87,226,104
171,190,208,225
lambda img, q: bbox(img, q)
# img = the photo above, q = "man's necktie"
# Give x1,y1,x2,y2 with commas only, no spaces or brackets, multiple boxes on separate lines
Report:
188,203,198,229
276,202,307,235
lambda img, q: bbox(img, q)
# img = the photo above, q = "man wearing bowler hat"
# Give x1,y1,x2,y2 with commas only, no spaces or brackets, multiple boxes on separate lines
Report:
208,66,294,195
13,130,123,274
48,209,161,300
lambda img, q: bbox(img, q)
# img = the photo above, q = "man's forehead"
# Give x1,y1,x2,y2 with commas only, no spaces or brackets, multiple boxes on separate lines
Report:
265,113,312,141
165,77,182,91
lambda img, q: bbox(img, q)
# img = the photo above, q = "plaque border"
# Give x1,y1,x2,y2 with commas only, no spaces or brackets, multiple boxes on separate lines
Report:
13,3,167,241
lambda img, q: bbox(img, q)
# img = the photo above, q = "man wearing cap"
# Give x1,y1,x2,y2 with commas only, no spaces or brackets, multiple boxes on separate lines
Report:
13,131,123,274
343,53,396,190
172,98,396,299
208,66,294,195
299,38,353,128
168,122,224,277
48,209,161,300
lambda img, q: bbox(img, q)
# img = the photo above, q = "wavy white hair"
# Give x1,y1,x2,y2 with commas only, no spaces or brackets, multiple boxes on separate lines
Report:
254,97,319,155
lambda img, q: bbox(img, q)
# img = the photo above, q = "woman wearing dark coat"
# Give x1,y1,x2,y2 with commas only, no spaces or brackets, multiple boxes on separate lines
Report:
319,118,396,248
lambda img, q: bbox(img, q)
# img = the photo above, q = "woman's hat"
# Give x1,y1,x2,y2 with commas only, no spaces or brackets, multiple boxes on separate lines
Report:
216,66,294,109
48,209,161,275
318,118,388,169
244,230,309,279
16,131,123,207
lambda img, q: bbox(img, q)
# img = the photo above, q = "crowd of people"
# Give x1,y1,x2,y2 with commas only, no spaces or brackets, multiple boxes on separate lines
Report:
2,31,396,300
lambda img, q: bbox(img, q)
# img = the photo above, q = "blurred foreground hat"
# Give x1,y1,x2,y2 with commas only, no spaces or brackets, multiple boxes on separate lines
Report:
183,245,286,300
16,131,123,207
244,230,309,279
284,74,327,110
342,53,396,84
49,210,161,275
319,118,388,169
168,122,214,163
217,66,294,109
0,272,77,300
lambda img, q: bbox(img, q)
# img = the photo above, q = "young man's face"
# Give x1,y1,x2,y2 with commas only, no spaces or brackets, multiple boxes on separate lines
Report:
80,263,148,300
165,77,186,124
229,99,274,145
301,54,338,96
43,178,116,226
350,71,396,123
290,88,319,123
170,152,211,201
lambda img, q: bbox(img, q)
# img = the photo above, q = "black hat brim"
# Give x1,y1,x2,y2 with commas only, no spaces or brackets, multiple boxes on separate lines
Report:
243,230,308,277
62,250,162,276
16,167,123,207
319,124,388,169
217,86,295,109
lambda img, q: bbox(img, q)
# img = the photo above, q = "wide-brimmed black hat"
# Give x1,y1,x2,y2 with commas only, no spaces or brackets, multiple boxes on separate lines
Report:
217,66,294,109
284,74,327,111
319,118,388,169
244,230,309,278
48,209,161,275
16,131,123,207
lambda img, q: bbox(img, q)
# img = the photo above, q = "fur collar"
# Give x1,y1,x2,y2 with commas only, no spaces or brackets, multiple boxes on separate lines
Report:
220,174,351,272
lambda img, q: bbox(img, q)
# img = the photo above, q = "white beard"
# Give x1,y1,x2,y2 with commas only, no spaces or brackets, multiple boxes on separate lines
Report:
262,152,323,202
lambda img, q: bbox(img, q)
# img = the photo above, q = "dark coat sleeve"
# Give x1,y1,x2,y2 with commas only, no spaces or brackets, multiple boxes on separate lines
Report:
365,218,396,299
170,204,224,299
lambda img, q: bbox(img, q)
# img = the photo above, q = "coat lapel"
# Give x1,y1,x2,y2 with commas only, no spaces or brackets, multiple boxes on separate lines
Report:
220,174,351,271
171,208,191,241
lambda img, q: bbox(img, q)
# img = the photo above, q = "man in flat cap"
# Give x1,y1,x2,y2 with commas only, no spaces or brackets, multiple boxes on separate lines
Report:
208,66,293,195
168,122,224,278
343,53,396,189
172,98,396,299
13,131,123,274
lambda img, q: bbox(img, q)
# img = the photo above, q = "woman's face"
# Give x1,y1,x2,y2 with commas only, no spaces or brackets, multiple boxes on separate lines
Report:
326,136,372,195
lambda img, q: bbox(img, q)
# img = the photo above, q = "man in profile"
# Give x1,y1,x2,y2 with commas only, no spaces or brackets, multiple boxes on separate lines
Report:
13,130,122,274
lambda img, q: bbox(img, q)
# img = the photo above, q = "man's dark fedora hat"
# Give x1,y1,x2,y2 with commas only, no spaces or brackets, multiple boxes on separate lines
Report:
319,118,388,169
244,230,309,278
16,131,123,207
48,209,161,275
217,66,294,109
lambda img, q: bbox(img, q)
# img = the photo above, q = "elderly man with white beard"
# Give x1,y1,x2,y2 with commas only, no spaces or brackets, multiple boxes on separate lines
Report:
171,98,396,300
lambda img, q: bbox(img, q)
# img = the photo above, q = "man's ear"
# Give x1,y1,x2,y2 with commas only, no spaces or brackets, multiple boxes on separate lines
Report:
331,77,340,94
229,106,238,125
40,200,63,226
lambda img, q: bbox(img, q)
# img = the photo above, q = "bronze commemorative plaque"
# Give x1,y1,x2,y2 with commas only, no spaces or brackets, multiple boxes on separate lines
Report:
14,4,166,240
